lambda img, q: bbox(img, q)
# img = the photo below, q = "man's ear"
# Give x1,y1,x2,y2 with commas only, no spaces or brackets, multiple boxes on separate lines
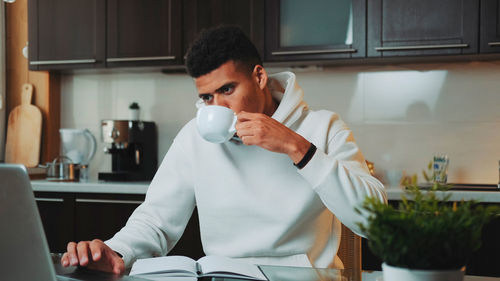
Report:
253,65,268,90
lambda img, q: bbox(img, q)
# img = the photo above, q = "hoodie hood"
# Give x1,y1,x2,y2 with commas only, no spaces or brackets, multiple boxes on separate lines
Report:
268,71,309,127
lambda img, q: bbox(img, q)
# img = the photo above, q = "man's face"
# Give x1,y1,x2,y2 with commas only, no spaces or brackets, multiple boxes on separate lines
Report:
194,60,267,114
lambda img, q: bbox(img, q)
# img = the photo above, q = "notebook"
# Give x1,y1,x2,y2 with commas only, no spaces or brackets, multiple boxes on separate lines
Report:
130,255,267,280
0,164,146,281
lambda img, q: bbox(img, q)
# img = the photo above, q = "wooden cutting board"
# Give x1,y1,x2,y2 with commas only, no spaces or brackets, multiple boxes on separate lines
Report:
5,84,43,167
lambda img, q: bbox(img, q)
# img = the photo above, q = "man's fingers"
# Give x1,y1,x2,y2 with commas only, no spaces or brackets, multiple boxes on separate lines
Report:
76,241,91,266
67,242,79,266
89,240,104,262
61,252,70,267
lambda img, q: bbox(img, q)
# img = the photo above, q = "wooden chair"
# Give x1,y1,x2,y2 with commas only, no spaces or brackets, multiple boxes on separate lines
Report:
337,224,362,279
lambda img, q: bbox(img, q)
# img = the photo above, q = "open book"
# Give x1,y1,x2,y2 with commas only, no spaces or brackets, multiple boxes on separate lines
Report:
130,255,268,280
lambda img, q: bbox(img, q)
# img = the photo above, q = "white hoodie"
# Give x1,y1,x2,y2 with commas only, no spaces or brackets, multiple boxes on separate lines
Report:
105,72,387,269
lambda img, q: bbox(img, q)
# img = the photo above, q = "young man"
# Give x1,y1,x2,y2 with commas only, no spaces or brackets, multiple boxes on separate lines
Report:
61,26,386,274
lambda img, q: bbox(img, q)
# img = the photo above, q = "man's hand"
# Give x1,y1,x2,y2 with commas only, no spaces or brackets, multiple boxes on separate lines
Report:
236,111,311,164
61,239,125,275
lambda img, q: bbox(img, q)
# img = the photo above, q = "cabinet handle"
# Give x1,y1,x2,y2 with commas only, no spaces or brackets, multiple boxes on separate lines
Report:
35,198,64,203
271,49,357,56
488,42,500,47
76,198,143,205
106,56,176,62
375,44,469,51
30,59,96,65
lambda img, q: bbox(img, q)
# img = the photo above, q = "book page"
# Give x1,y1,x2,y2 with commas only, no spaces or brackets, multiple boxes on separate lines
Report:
198,256,267,280
130,255,198,276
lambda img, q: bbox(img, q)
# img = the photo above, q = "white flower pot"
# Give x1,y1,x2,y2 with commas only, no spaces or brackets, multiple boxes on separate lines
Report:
382,263,465,281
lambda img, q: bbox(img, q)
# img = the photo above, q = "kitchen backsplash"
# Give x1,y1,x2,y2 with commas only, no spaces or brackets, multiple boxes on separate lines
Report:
61,60,500,185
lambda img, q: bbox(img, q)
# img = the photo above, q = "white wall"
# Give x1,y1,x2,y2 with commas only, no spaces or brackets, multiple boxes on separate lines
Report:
61,60,500,185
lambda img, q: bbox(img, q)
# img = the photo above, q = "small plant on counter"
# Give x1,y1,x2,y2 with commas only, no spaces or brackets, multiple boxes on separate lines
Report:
129,102,140,109
357,162,500,277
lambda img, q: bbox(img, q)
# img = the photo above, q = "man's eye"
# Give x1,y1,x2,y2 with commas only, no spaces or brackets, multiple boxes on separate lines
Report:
200,94,213,101
220,85,234,94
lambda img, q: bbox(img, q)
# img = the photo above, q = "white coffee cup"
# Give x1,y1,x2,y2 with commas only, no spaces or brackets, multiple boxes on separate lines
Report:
196,105,237,143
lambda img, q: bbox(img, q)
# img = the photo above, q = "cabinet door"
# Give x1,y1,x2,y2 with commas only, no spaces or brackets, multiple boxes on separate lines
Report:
367,0,479,57
480,0,500,53
74,193,204,259
74,194,145,242
183,0,265,60
28,0,105,70
106,0,182,67
34,192,75,253
265,0,365,62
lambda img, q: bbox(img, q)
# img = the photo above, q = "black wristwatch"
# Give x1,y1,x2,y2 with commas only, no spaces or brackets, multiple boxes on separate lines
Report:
294,143,317,169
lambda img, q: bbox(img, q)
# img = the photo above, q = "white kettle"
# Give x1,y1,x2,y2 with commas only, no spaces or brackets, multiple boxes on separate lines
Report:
59,128,97,165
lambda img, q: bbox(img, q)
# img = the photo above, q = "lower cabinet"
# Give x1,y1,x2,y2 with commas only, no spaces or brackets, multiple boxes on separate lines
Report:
35,193,75,253
34,191,204,259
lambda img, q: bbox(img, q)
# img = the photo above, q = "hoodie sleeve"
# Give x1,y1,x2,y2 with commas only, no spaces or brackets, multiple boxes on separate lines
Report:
104,138,196,268
297,125,387,237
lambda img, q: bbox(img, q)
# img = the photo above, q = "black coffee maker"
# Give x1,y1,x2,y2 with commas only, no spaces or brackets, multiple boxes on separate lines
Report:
98,120,158,181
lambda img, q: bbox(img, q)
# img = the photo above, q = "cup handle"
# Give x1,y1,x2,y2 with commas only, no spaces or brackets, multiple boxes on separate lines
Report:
229,115,237,135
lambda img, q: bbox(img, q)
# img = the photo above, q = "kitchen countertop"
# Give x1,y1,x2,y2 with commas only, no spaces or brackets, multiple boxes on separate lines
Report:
31,180,150,194
386,186,500,203
31,180,500,202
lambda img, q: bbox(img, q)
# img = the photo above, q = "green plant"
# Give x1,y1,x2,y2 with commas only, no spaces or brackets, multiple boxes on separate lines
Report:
129,102,140,109
357,162,500,270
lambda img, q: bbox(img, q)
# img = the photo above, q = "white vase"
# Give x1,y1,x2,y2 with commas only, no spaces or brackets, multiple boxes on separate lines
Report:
382,263,465,281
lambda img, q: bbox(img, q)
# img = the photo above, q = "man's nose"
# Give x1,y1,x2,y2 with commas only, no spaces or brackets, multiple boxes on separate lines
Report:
213,94,228,107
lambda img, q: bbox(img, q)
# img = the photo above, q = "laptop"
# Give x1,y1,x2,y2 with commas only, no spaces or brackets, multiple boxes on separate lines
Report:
0,164,147,281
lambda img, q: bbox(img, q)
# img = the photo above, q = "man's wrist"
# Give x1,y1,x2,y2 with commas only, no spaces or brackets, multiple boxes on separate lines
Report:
288,136,311,164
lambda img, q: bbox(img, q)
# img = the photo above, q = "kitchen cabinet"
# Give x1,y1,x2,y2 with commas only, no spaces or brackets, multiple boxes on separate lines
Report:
183,0,265,59
28,0,106,70
480,0,500,53
264,0,366,62
367,0,479,57
34,191,204,259
34,192,75,253
28,0,182,70
106,0,183,67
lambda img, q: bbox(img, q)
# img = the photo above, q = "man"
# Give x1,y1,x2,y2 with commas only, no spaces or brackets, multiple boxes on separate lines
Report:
61,25,387,274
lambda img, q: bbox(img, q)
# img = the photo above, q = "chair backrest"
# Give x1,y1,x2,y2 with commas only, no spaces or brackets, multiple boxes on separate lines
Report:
338,224,362,279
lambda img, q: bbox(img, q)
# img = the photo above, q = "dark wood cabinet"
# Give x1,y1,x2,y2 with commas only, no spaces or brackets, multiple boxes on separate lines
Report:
34,191,204,259
480,0,500,53
34,192,75,253
74,193,144,242
28,0,106,70
264,0,366,62
367,0,479,57
183,0,265,59
106,0,183,67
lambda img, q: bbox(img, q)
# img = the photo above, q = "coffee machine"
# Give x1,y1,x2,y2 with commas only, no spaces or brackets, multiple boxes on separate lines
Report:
98,120,157,181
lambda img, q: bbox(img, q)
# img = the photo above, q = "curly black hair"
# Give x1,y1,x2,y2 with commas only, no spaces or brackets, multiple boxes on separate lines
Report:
185,25,262,78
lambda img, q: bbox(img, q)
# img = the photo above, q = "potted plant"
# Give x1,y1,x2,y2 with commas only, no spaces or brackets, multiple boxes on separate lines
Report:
358,163,500,281
129,102,140,121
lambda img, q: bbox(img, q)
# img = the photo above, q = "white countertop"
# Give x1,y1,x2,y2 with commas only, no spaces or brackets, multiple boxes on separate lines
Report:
31,180,500,202
31,180,150,194
386,186,500,203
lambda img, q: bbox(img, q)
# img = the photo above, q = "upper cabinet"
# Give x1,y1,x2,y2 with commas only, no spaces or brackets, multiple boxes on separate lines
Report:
28,0,106,70
28,0,182,70
367,0,479,57
265,0,365,62
106,0,182,67
480,0,500,53
183,0,265,59
28,0,500,70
